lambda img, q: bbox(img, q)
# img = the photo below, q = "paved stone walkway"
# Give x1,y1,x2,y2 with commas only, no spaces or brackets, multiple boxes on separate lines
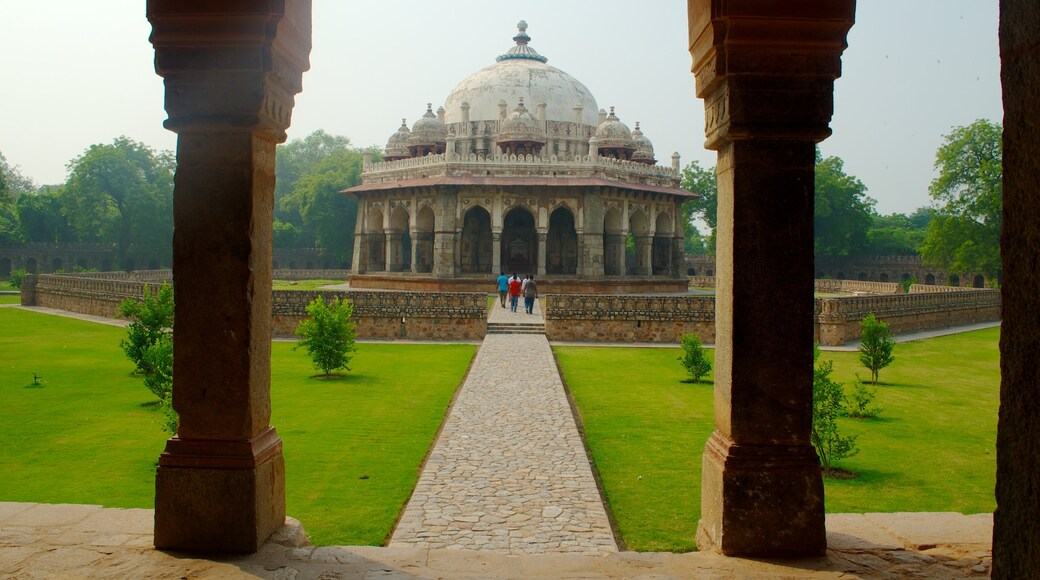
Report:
389,297,616,554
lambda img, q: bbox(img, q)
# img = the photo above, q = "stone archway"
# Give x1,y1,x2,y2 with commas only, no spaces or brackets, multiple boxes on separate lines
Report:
501,207,536,275
547,207,577,275
652,211,674,276
603,206,624,276
389,206,411,272
415,206,435,273
974,274,986,288
461,206,492,274
628,209,650,275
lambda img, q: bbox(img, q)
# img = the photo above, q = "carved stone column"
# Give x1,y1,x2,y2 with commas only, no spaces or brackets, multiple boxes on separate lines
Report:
384,233,395,271
994,0,1040,576
433,188,457,278
409,229,420,273
536,231,547,276
147,0,311,553
634,236,652,276
688,0,853,557
492,229,502,274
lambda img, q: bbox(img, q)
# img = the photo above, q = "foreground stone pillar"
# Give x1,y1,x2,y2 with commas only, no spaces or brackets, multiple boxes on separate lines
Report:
148,0,311,553
994,0,1040,576
688,0,853,557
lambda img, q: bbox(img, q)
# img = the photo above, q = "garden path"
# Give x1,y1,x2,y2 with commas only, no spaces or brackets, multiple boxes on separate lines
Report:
388,298,618,554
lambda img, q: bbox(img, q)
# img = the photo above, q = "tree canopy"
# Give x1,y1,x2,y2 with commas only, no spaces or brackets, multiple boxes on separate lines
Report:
679,161,717,254
814,152,875,256
920,119,1002,280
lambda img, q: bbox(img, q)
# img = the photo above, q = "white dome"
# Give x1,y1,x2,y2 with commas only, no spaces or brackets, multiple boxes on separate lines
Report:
443,24,599,126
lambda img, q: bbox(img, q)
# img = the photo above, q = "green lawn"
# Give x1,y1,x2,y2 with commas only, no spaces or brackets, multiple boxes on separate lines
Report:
555,327,1000,552
0,281,17,291
0,309,475,546
0,295,20,304
273,279,345,290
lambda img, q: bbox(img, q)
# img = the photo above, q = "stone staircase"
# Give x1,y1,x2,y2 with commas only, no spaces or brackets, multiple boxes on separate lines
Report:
486,321,545,335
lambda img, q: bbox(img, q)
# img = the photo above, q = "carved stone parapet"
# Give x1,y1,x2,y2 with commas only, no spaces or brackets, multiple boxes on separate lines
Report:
147,1,312,141
688,0,855,148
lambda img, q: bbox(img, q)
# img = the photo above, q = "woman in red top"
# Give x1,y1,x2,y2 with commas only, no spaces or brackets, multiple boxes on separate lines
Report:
507,273,522,312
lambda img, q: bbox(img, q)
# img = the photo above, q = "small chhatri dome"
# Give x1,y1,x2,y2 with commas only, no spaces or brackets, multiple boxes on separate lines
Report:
496,20,548,63
384,118,411,161
630,121,656,164
407,104,448,156
595,106,635,155
497,98,546,156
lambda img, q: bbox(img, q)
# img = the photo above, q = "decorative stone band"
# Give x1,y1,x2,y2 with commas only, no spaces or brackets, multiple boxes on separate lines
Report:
158,426,283,469
363,151,680,180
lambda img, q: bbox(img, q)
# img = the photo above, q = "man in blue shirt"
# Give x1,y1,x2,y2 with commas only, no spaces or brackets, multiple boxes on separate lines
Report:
495,272,509,308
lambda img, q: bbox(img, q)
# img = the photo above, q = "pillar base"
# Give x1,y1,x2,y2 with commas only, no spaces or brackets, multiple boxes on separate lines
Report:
696,431,825,557
154,427,286,553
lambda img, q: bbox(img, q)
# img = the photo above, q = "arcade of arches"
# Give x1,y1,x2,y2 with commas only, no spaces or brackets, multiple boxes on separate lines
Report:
143,0,1039,575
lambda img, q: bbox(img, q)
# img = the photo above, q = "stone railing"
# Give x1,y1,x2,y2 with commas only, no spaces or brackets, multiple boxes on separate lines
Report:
815,279,903,295
688,276,716,288
544,294,716,343
272,269,350,281
22,272,485,341
815,289,1001,344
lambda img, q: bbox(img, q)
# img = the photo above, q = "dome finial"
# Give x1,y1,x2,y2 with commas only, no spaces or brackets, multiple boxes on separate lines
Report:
497,20,548,63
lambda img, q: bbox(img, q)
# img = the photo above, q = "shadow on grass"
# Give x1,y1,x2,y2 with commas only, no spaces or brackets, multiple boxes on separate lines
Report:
307,373,366,383
24,382,45,389
138,400,160,408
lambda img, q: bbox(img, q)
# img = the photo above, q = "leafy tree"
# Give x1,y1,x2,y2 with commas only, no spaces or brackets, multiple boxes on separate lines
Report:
118,282,174,377
863,209,933,256
684,223,709,255
812,344,859,473
845,378,883,419
0,151,35,202
16,186,77,243
0,203,20,244
677,333,712,382
275,130,352,202
8,268,27,289
858,312,895,384
814,151,875,256
920,119,1002,280
295,295,357,377
679,161,718,254
279,148,365,258
63,137,174,268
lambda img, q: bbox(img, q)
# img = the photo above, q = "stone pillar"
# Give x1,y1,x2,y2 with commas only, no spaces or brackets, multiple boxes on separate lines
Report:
634,236,652,276
688,0,853,557
994,0,1040,576
536,231,547,276
433,188,457,277
409,229,420,273
351,207,366,274
384,233,394,271
492,229,502,275
618,230,628,276
147,0,311,554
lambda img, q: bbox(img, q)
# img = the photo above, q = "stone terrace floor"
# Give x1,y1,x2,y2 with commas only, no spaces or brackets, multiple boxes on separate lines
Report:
0,503,993,578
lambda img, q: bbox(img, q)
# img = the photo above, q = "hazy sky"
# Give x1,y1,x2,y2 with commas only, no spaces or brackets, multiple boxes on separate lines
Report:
0,1,1001,217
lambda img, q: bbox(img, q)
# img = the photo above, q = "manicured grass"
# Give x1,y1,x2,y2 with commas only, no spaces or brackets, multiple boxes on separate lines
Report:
0,281,17,291
0,295,20,304
0,309,475,546
555,328,999,552
273,279,344,290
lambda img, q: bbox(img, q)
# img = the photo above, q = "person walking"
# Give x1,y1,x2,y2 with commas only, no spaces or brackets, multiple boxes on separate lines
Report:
495,271,509,308
524,274,538,314
508,273,522,312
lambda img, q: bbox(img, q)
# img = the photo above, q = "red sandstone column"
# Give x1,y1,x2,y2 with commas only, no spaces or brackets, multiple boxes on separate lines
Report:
688,0,854,556
147,1,311,553
994,0,1040,576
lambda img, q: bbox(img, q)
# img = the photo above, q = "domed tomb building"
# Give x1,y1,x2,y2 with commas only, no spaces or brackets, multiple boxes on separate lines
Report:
346,22,694,292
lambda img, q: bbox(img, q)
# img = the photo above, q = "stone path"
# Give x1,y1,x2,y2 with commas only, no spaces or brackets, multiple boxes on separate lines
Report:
389,297,617,554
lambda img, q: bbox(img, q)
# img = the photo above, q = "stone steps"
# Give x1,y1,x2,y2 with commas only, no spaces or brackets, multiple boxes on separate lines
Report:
486,322,545,335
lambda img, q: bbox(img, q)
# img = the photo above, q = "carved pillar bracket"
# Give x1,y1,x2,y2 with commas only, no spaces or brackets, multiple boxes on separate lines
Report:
147,0,312,554
688,0,854,558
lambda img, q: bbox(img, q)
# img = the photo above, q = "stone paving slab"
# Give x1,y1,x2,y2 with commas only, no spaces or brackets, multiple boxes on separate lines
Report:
0,505,994,578
389,329,614,555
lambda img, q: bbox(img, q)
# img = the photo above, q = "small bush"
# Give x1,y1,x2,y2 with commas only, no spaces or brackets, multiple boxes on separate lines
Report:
846,378,883,419
295,295,357,377
142,334,173,401
8,268,26,289
859,312,895,385
119,283,174,375
812,344,859,473
901,276,917,294
677,333,712,383
158,392,178,435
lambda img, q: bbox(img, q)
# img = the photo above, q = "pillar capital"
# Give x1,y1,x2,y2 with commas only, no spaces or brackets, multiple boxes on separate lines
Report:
688,0,854,147
147,0,312,141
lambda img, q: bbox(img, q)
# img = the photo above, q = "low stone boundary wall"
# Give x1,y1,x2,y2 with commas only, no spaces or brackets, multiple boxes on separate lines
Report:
544,294,716,343
22,273,485,341
272,269,350,281
815,289,1001,345
272,290,485,340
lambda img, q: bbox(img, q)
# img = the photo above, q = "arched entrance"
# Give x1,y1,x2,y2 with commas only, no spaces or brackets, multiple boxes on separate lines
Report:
603,207,624,276
501,207,536,274
652,211,674,275
547,207,577,275
628,209,649,275
461,206,492,274
973,274,986,288
415,206,435,273
389,206,411,272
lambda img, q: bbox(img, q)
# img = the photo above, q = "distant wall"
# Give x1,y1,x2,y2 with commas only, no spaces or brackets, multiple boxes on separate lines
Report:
272,269,350,282
23,272,485,341
544,294,716,343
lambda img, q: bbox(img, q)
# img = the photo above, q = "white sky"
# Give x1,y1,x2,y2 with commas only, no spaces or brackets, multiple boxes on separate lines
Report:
0,1,1001,217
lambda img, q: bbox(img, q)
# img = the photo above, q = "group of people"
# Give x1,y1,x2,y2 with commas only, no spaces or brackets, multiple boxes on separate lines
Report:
495,272,538,314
